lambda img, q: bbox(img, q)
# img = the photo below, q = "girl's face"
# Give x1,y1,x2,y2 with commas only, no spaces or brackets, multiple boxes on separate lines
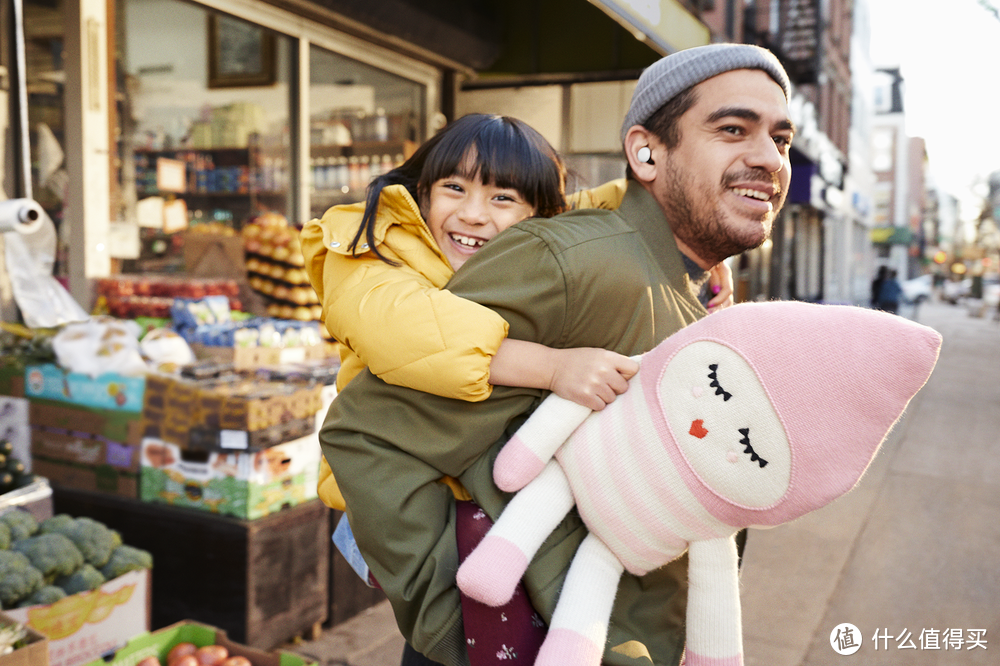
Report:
424,174,536,270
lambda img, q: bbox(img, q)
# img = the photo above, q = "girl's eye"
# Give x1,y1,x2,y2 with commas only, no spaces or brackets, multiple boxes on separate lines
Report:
442,182,464,193
708,364,732,401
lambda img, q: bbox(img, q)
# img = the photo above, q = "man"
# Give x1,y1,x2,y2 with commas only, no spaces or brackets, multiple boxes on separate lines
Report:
320,43,794,666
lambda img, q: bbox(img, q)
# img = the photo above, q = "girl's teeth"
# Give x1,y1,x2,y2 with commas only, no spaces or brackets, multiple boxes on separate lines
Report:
452,234,484,247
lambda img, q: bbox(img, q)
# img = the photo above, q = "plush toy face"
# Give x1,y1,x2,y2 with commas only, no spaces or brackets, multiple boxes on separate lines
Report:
660,340,792,509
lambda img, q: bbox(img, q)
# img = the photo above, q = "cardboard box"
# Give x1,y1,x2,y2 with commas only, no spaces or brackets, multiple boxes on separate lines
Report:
5,570,150,666
24,365,145,413
0,611,48,666
30,459,139,499
31,428,140,473
29,400,144,446
139,435,319,519
83,620,315,666
184,233,247,281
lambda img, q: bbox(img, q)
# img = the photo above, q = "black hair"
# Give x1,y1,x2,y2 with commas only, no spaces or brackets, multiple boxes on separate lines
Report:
350,114,567,263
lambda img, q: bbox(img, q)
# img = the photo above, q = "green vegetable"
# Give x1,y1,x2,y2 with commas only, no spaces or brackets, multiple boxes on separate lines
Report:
0,510,38,541
38,514,75,534
18,584,66,607
44,516,122,568
0,522,9,550
55,563,106,595
0,550,44,607
100,544,153,579
11,533,85,583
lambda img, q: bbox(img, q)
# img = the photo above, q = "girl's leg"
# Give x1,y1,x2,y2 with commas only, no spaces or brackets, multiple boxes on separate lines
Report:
456,500,547,666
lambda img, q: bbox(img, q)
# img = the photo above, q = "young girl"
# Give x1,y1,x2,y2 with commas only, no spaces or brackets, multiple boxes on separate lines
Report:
300,113,731,665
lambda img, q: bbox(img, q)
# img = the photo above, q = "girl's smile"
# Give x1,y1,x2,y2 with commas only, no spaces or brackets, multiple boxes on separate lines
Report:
424,174,536,270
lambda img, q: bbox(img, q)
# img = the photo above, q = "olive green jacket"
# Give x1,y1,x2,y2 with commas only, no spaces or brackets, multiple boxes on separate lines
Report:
319,183,707,666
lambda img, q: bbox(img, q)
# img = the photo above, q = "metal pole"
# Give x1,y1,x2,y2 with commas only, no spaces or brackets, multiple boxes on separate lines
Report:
12,0,32,199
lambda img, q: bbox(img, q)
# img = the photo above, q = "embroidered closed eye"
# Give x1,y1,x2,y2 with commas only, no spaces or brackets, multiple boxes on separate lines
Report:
708,364,732,401
738,427,768,468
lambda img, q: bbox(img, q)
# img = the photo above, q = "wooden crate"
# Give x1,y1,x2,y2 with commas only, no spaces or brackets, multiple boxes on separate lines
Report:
52,488,328,649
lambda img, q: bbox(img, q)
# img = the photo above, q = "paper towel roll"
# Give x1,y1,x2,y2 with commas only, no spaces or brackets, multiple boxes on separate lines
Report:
0,198,45,235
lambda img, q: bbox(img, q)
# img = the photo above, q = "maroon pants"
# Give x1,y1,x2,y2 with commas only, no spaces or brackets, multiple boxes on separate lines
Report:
455,500,548,664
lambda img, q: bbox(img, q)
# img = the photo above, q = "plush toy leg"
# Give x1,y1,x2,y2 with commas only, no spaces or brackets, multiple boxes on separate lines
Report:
457,460,575,607
535,533,624,666
684,536,743,666
493,395,592,492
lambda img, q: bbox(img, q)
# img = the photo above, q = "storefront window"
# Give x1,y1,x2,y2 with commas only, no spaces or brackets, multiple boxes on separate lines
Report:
308,44,424,220
118,0,293,273
24,0,68,275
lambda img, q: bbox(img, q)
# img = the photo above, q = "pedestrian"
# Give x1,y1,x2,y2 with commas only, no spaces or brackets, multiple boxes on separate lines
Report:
319,43,793,666
871,265,888,308
878,269,903,314
301,113,735,666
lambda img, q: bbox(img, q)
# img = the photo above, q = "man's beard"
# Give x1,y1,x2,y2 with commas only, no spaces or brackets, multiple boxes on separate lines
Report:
660,157,776,266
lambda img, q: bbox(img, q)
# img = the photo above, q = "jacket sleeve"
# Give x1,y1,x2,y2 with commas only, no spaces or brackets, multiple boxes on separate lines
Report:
301,214,509,402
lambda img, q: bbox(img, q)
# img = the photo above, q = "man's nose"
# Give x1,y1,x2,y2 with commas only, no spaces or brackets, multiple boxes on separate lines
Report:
747,133,785,175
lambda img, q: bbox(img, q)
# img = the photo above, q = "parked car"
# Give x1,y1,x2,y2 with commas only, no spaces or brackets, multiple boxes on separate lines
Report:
942,278,972,304
901,274,932,303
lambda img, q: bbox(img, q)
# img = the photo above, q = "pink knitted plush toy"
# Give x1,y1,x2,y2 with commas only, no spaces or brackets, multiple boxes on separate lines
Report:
457,301,942,666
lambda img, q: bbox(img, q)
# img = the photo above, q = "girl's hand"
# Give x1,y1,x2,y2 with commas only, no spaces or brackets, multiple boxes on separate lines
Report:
548,348,640,411
707,261,735,311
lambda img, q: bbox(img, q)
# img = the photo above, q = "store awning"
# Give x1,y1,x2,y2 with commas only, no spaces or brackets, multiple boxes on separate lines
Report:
588,0,711,54
293,0,710,76
871,226,914,245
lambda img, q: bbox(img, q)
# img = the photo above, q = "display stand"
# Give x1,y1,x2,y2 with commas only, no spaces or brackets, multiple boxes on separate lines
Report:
53,488,329,649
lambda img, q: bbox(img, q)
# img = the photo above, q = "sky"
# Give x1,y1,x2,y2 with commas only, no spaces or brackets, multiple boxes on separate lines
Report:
868,0,1000,219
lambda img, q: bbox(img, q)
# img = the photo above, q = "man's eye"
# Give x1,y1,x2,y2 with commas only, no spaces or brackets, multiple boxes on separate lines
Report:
773,135,792,149
721,126,744,136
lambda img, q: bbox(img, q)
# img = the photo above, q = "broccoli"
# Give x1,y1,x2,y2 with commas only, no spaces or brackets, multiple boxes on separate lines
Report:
11,533,85,583
0,510,38,542
55,563,106,595
0,550,44,607
0,522,9,550
38,514,75,534
44,516,122,568
17,584,66,607
100,544,153,579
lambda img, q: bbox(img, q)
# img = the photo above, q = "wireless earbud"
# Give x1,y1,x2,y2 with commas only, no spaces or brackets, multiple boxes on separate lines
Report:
636,146,654,165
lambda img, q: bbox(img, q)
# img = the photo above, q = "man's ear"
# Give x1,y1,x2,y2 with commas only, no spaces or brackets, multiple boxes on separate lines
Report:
623,126,661,183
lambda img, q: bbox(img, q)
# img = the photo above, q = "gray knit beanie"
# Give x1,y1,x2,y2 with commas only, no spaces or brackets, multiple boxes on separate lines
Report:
620,43,791,141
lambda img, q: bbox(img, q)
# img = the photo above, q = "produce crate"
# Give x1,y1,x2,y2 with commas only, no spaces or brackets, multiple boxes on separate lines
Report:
52,488,329,650
86,620,315,666
4,569,150,666
139,434,319,520
0,611,48,666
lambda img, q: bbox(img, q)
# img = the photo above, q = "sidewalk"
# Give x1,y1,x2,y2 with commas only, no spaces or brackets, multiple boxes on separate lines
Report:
289,300,1000,666
741,300,1000,664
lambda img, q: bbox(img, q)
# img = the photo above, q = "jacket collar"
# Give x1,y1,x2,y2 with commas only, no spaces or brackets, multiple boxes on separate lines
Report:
617,183,708,309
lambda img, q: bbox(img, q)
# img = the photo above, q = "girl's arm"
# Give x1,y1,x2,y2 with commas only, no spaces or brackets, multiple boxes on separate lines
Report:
491,339,638,411
706,260,735,311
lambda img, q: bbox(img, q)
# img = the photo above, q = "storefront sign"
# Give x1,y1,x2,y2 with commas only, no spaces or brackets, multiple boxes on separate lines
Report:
778,0,820,83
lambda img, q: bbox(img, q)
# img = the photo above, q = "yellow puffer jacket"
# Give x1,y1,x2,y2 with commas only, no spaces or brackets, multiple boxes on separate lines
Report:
300,179,627,510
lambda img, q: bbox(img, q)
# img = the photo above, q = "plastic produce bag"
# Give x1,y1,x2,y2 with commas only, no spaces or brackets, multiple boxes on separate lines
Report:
140,328,195,371
52,318,147,377
2,200,88,328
